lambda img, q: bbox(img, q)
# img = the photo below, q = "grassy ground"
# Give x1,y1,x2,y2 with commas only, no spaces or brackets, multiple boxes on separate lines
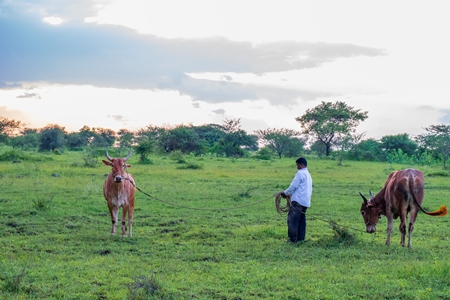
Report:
0,149,449,299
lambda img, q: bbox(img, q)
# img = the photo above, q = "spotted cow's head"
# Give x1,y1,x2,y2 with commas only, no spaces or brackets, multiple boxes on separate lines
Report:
102,150,131,183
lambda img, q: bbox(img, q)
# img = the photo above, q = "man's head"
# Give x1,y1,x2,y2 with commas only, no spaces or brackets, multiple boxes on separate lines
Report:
296,157,307,169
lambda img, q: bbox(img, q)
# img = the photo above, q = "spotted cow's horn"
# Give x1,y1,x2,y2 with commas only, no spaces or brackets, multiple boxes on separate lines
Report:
123,150,131,162
105,149,113,161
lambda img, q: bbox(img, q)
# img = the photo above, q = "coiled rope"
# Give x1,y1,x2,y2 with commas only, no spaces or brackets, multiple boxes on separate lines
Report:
274,191,291,216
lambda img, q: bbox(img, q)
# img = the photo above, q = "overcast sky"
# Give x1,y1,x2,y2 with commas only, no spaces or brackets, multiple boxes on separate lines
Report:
1,0,449,139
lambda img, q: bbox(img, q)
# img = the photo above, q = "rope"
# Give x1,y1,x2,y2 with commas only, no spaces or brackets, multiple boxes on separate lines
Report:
273,191,366,233
139,185,274,211
125,177,274,211
274,191,291,216
122,170,367,233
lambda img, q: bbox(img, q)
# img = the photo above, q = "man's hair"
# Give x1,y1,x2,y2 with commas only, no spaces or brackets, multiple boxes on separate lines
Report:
296,157,307,167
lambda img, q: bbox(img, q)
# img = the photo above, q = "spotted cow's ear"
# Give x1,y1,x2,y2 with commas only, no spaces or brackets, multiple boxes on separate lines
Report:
102,160,112,166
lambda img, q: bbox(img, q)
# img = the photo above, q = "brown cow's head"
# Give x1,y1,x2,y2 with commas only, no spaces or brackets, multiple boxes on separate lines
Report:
102,150,132,183
359,191,381,234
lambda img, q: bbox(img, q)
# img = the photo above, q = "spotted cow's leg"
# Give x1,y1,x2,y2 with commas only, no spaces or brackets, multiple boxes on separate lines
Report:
128,205,134,237
121,206,128,236
109,205,119,236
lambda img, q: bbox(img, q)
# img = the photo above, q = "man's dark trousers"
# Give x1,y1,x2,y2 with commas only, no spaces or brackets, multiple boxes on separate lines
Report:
287,201,308,242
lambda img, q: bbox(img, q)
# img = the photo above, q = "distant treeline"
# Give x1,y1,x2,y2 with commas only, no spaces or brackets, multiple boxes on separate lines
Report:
1,100,449,168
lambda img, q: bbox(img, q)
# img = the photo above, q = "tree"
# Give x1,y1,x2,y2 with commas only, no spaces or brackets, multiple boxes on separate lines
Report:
135,125,166,152
158,125,206,155
213,119,258,157
380,133,417,156
10,128,38,150
284,138,306,158
117,129,134,155
255,128,304,158
78,125,97,146
38,124,67,151
417,124,450,169
134,138,155,163
193,124,227,148
0,117,24,136
66,133,85,150
92,127,116,148
295,101,368,156
66,126,98,150
352,138,383,161
310,140,326,158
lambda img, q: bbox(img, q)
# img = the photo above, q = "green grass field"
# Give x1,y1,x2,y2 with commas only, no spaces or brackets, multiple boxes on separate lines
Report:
1,149,449,299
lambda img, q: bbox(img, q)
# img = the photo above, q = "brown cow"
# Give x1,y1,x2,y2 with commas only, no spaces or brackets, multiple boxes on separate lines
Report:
102,150,136,237
359,168,447,248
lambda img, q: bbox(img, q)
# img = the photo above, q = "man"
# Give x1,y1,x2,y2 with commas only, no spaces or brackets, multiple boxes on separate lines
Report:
281,157,313,243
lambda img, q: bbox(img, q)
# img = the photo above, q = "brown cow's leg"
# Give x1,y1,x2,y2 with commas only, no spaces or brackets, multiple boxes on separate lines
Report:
385,212,393,245
408,209,419,248
399,212,407,247
399,220,406,247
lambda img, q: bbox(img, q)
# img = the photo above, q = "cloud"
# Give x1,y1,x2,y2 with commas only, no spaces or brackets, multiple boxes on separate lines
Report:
212,109,226,115
107,114,129,123
0,0,113,22
0,82,22,89
221,75,233,81
0,3,386,106
16,92,41,99
0,105,30,122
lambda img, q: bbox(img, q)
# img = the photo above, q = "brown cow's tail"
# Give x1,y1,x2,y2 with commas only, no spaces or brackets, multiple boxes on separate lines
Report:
409,175,448,216
424,205,448,216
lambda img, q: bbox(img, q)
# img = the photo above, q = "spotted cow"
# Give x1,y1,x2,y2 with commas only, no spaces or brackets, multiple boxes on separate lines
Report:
102,150,136,236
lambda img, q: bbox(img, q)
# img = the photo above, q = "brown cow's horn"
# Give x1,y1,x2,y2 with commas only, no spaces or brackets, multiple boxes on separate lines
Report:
123,150,131,162
105,150,113,161
359,192,368,202
369,191,374,198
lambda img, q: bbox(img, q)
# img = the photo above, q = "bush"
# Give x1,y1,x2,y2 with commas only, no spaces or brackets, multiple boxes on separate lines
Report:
169,150,185,163
254,148,273,160
176,162,203,170
32,192,53,211
127,275,161,300
83,147,98,168
0,264,29,293
0,150,27,162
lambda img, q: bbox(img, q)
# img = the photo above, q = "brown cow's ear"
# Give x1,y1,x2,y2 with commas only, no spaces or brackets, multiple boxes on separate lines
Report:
102,160,112,166
126,164,132,168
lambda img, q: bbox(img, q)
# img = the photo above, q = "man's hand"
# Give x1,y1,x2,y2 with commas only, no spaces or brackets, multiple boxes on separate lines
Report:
280,192,287,198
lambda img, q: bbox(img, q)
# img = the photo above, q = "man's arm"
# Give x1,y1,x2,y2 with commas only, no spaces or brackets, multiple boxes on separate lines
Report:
284,172,301,196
